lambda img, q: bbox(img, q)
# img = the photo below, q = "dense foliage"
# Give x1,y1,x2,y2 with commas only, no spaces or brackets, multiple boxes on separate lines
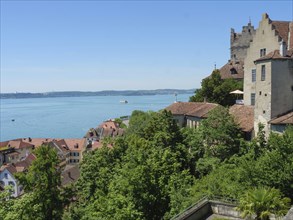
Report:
1,109,292,220
64,108,292,219
0,145,64,220
189,69,243,106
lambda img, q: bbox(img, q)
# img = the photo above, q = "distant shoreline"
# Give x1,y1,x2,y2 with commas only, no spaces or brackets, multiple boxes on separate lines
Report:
0,89,195,99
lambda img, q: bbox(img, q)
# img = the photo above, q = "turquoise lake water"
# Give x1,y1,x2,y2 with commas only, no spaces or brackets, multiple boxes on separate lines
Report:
0,94,192,141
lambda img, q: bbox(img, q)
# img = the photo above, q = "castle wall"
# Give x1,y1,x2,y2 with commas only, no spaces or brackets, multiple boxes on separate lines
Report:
230,23,255,62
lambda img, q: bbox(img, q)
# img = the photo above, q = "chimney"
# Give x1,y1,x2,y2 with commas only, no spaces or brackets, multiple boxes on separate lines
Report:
262,13,269,20
289,22,293,50
68,171,73,180
280,40,287,57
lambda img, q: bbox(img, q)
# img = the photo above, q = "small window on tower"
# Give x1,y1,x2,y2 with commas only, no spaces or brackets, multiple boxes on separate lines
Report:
251,93,256,106
252,69,256,82
261,65,266,81
260,48,266,57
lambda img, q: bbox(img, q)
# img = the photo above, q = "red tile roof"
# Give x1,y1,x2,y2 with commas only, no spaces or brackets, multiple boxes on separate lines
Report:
4,140,34,150
218,60,244,80
229,105,254,132
53,139,70,152
90,141,113,150
0,154,36,174
64,139,86,151
165,102,219,118
0,141,9,148
271,20,291,45
255,50,293,62
269,111,293,125
98,120,120,130
22,138,59,147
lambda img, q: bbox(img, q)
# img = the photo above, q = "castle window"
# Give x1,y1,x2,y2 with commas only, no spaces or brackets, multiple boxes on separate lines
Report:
259,91,262,95
263,110,266,114
251,93,256,106
260,48,266,57
252,69,256,82
230,68,237,75
261,65,266,81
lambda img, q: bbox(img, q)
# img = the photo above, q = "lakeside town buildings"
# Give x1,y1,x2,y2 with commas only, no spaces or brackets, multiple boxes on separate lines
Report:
0,119,125,196
0,13,292,200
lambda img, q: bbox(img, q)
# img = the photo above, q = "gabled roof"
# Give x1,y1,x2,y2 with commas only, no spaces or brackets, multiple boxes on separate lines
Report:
5,140,34,150
271,20,291,45
1,164,17,174
98,120,120,130
229,104,254,132
165,102,219,118
0,154,36,174
84,128,99,139
218,60,244,80
22,138,58,147
64,139,86,151
52,139,70,153
269,111,293,125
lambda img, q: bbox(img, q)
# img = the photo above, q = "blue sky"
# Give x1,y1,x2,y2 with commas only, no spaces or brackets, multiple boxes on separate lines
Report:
1,1,292,93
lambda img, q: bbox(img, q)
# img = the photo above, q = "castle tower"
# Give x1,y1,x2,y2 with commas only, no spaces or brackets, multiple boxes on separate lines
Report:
230,21,256,62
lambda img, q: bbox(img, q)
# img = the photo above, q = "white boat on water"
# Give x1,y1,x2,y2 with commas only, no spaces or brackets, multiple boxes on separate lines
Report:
120,100,128,104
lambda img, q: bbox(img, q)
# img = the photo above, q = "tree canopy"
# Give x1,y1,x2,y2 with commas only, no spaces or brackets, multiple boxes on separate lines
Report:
0,145,64,220
189,69,243,106
1,110,292,220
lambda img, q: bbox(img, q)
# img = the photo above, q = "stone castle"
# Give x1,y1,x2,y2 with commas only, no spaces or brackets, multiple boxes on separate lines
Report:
221,13,293,135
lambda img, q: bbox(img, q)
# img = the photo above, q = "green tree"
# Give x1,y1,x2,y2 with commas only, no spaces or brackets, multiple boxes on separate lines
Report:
127,110,153,136
17,145,63,220
189,69,243,106
70,110,194,220
200,106,242,160
237,187,290,220
0,186,14,220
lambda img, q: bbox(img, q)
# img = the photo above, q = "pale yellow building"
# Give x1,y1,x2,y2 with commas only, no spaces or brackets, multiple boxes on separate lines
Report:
243,13,293,134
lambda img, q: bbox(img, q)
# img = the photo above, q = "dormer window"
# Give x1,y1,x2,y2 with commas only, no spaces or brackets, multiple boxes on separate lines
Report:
230,68,237,75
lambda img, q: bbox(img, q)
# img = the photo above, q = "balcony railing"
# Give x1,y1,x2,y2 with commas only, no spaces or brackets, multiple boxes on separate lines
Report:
236,99,244,105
